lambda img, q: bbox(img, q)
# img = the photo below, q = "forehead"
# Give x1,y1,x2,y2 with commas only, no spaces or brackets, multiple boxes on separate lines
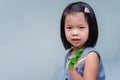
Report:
65,12,88,25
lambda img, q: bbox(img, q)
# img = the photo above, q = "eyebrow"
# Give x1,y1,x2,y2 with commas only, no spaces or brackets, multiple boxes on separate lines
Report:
65,24,85,27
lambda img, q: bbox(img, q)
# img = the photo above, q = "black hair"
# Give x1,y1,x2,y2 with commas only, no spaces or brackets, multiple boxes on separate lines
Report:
60,1,98,50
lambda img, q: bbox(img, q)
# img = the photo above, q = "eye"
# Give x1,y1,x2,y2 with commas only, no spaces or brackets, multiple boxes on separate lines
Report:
79,26,85,29
65,26,72,30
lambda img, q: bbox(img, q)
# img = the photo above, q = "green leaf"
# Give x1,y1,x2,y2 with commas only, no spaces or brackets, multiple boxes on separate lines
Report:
71,57,78,64
68,62,74,69
75,49,83,57
67,49,84,69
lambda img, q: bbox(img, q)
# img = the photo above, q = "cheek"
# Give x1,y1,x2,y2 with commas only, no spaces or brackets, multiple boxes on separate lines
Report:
65,29,69,35
65,30,71,40
65,31,69,38
86,30,89,40
82,30,89,40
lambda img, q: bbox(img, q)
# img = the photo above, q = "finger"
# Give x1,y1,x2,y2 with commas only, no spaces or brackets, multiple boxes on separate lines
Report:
78,57,86,64
74,57,86,68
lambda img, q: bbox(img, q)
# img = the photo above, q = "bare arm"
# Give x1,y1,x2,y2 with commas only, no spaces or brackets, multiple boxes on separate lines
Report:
83,52,99,80
68,52,99,80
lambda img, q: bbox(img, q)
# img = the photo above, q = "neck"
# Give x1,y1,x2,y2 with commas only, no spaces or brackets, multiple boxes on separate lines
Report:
73,47,84,51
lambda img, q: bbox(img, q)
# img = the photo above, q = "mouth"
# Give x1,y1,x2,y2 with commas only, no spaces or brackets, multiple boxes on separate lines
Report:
71,38,80,43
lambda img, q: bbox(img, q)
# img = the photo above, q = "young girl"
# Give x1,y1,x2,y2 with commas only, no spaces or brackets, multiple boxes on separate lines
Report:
60,1,105,80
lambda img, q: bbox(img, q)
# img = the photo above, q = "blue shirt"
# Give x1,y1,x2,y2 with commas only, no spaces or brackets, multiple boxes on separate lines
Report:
64,47,105,80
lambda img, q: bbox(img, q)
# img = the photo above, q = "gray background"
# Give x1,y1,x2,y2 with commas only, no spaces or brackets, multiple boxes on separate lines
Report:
0,0,119,80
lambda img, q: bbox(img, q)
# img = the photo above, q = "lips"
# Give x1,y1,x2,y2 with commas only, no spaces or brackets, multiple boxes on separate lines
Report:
71,38,80,43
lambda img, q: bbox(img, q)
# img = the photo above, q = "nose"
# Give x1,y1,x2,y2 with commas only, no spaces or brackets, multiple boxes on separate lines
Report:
72,29,79,36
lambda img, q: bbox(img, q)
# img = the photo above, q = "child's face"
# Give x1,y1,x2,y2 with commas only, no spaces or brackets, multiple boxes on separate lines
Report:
65,12,89,49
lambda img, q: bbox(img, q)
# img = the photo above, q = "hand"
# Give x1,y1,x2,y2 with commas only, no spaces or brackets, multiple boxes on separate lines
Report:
67,57,86,74
67,57,86,80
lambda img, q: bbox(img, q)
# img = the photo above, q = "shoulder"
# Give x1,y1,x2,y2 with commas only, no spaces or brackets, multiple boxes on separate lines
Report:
84,47,99,53
85,51,100,64
83,47,100,80
83,47,100,59
84,47,100,63
81,47,105,80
